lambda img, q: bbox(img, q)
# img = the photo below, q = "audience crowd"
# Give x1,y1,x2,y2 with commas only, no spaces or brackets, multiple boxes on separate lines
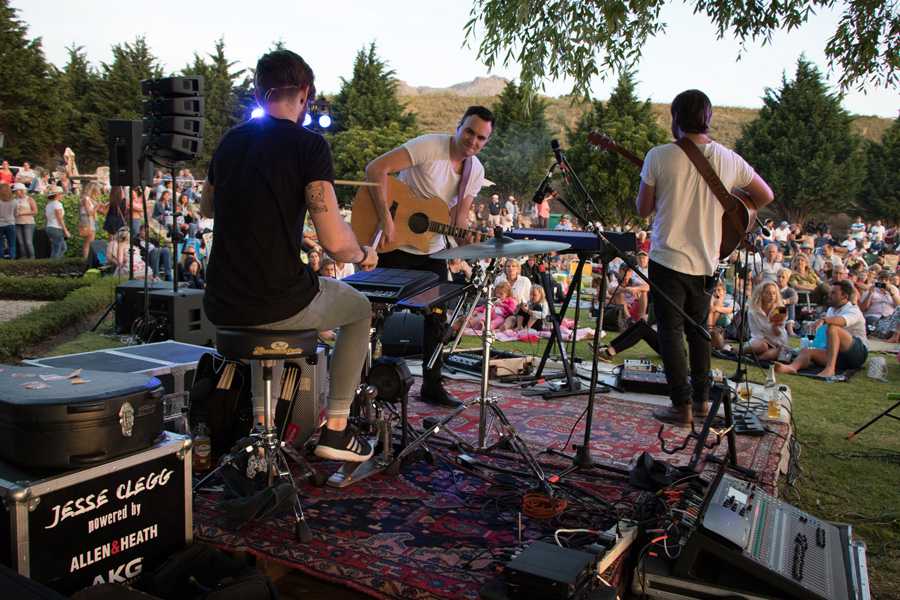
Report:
3,158,899,372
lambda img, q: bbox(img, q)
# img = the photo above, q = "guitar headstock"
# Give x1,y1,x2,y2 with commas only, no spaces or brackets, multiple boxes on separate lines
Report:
587,131,615,150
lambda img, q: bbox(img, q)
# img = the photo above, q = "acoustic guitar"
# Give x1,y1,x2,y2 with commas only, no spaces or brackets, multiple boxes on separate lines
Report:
351,176,486,254
587,132,757,259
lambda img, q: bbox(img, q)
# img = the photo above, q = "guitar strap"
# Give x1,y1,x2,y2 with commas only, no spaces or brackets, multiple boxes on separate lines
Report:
445,156,472,246
675,138,739,213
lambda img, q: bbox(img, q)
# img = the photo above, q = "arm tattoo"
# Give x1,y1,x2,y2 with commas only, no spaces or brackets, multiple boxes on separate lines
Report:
305,181,328,214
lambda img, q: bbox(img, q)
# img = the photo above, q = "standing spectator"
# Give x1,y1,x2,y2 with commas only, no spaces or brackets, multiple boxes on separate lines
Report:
535,189,553,229
103,186,128,238
505,195,519,227
868,219,886,252
12,182,37,259
129,188,145,236
14,162,35,187
499,207,513,229
849,216,866,241
79,182,106,260
488,194,502,227
0,161,13,185
0,184,16,258
44,186,70,258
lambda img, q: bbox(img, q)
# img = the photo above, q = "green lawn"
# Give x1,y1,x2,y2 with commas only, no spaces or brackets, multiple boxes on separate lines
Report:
49,326,900,598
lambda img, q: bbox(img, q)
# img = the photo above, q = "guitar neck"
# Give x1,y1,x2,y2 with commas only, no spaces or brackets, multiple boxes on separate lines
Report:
587,132,644,169
428,222,486,240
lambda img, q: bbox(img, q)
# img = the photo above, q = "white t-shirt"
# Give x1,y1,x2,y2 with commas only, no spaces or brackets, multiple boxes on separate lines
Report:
826,301,868,347
869,224,885,242
494,273,532,305
641,141,755,276
399,134,486,255
45,200,64,228
773,226,790,242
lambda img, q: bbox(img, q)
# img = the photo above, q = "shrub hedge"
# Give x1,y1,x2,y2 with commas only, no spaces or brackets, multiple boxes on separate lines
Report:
0,274,94,300
0,257,86,277
0,277,119,361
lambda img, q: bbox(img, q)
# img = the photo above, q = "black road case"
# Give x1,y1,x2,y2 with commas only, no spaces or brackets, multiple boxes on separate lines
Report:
0,367,164,470
0,433,193,595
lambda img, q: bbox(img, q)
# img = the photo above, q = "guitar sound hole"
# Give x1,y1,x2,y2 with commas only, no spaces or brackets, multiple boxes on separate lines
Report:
408,213,430,234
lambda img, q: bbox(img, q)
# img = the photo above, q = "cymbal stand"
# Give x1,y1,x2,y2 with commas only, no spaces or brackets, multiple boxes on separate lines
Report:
466,259,554,496
426,264,485,370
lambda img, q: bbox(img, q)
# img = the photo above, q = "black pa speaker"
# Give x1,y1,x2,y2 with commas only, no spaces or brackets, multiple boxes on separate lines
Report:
381,312,424,358
107,120,150,187
114,282,214,346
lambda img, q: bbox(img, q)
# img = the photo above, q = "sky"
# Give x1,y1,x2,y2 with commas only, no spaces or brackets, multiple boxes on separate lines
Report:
13,0,898,118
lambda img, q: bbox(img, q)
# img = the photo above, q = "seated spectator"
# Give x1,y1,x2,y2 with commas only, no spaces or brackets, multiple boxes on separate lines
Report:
499,207,514,229
178,247,205,289
319,258,337,278
495,259,531,305
772,220,791,248
12,183,36,259
708,280,734,329
136,225,172,281
776,280,868,377
777,268,798,327
14,162,35,187
747,281,789,361
306,249,322,274
331,257,354,279
107,227,149,279
510,285,550,331
608,262,649,323
788,253,825,298
859,272,900,339
555,214,574,231
813,243,842,279
467,281,517,332
153,190,174,229
448,257,472,284
756,242,782,284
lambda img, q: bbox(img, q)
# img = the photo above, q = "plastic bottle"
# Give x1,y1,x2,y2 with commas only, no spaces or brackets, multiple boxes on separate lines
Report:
193,423,212,472
765,366,780,419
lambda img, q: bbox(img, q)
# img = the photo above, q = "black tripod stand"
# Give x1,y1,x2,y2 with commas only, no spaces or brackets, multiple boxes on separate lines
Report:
538,140,711,479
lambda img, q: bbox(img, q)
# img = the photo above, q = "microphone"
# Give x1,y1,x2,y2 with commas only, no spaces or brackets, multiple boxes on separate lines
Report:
551,140,571,184
755,218,770,237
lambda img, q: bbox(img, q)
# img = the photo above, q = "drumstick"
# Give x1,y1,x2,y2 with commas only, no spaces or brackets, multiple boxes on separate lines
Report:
335,179,380,187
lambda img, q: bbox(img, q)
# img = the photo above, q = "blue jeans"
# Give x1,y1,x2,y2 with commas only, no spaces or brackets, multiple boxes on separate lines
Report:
15,224,34,258
0,225,15,259
46,227,67,258
148,247,172,280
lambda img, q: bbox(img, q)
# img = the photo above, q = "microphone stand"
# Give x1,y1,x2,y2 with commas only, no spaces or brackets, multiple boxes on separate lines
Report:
543,143,709,478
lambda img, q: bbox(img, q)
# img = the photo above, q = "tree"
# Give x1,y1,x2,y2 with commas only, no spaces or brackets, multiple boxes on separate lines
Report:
465,0,899,96
562,71,667,228
859,117,900,223
328,123,414,205
57,45,104,169
183,38,248,171
479,81,552,199
0,0,62,164
329,43,416,132
736,58,864,224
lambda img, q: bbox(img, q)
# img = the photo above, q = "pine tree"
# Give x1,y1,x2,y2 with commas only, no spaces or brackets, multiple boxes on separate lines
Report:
329,43,415,132
57,45,105,169
859,117,900,223
183,38,247,171
0,0,62,165
478,80,552,199
563,71,667,228
329,123,416,205
736,58,864,224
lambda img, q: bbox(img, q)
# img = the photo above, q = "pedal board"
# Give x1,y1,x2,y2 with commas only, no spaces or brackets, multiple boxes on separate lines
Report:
733,413,765,436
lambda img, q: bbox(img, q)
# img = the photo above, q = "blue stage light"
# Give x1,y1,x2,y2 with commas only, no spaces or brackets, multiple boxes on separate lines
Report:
250,106,264,119
303,113,313,127
318,114,332,129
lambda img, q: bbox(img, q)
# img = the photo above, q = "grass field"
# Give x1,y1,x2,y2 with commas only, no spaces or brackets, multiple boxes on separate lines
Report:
51,322,900,598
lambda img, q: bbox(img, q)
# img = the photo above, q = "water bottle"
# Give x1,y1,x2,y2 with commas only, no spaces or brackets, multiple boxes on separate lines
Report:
193,422,212,473
765,366,779,419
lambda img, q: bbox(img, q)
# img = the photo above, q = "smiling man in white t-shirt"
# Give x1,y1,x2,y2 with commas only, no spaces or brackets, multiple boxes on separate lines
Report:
635,89,774,425
366,106,493,407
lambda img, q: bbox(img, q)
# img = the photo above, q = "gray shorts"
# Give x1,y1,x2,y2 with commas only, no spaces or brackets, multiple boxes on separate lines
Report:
836,336,868,371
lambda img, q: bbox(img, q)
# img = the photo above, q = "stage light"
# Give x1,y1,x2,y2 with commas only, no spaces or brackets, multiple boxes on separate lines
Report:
303,113,312,127
318,114,332,129
251,106,264,119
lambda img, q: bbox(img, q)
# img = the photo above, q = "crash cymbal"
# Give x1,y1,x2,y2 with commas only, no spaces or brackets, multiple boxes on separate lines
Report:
431,236,570,260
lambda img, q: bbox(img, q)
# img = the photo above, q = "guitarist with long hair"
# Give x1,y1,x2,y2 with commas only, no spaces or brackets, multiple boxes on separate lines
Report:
365,106,494,407
635,89,774,425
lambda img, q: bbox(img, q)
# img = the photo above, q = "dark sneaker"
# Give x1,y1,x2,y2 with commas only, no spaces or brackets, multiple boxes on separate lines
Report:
420,382,464,408
653,404,693,426
314,427,373,462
